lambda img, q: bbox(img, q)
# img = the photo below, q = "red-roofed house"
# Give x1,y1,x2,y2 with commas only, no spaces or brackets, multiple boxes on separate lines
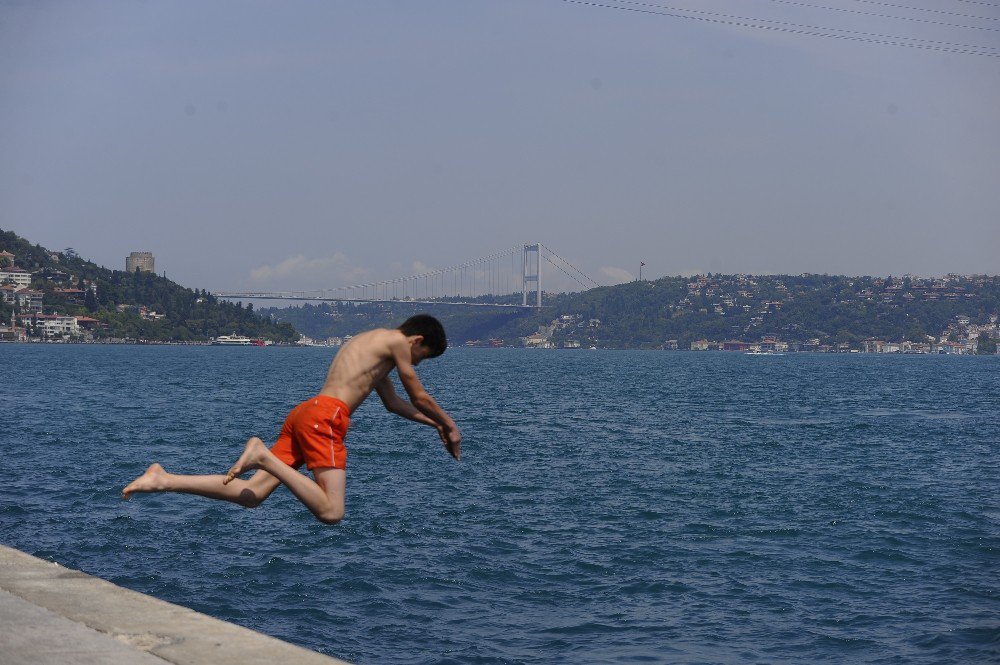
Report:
54,287,86,303
75,316,101,330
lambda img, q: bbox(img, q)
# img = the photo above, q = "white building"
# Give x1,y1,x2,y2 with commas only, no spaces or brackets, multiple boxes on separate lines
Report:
19,314,80,339
0,268,32,287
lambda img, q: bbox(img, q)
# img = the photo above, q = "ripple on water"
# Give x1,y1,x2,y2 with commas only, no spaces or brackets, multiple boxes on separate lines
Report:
1,346,997,664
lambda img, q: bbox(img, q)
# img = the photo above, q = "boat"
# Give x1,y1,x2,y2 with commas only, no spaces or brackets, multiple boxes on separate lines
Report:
212,333,253,346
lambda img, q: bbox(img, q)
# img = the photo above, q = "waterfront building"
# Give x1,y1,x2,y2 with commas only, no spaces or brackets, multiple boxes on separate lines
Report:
19,314,80,339
126,251,155,273
0,325,27,342
0,268,32,287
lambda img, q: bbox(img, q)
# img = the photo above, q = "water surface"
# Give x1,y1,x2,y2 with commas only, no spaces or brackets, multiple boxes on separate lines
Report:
1,345,997,663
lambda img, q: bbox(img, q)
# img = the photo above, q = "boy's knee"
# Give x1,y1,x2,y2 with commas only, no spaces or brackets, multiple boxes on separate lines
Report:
238,490,263,508
316,509,344,525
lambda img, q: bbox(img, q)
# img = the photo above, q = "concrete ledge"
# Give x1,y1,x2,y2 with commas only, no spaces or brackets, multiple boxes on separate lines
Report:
0,544,351,665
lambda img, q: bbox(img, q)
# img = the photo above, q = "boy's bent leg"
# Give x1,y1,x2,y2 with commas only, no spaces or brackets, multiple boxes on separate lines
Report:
123,461,281,508
225,438,346,524
310,467,346,524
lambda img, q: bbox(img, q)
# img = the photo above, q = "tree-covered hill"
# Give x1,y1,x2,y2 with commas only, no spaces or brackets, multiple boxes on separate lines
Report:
260,272,1000,350
1,229,297,342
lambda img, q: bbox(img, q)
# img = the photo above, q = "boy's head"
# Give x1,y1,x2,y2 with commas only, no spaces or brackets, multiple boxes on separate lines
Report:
398,314,447,359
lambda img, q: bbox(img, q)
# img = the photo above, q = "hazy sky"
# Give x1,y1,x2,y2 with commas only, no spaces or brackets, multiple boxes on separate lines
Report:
2,0,998,293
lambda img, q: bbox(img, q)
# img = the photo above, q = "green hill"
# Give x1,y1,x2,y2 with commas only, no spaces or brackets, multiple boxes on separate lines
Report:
260,272,1000,351
0,229,298,342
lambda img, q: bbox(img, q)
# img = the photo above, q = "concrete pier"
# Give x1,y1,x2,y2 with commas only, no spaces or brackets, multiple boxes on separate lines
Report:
0,544,351,665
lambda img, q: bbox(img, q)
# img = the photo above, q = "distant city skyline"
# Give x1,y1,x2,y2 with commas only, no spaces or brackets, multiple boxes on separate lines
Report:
2,1,998,295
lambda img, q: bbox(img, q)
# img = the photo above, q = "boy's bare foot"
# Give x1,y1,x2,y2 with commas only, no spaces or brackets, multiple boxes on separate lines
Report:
223,437,269,485
122,463,168,500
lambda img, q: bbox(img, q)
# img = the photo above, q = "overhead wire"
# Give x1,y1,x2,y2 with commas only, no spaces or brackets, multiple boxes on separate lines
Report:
766,0,1000,29
558,0,1000,57
955,0,1000,7
675,0,1000,50
613,0,1000,35
845,0,1000,20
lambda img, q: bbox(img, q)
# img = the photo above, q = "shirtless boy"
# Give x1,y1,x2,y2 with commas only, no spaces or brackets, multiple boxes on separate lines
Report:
123,314,461,524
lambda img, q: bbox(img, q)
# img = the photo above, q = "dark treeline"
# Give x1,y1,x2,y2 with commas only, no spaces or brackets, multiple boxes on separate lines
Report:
1,229,297,342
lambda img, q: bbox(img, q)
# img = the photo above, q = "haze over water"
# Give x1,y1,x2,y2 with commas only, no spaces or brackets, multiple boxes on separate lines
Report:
1,345,997,664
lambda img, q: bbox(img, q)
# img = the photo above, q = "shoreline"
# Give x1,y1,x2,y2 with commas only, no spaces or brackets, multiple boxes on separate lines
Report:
0,339,995,354
0,544,351,665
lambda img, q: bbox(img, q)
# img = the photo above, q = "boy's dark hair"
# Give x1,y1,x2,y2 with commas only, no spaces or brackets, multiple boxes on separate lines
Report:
398,314,447,358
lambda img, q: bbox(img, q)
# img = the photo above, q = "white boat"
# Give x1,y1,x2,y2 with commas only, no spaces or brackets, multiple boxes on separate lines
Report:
212,333,253,346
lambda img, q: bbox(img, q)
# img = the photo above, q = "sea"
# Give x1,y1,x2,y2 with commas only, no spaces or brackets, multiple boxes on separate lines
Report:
0,344,997,664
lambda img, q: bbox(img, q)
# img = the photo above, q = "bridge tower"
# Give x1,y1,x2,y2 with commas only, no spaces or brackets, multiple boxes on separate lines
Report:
522,243,541,307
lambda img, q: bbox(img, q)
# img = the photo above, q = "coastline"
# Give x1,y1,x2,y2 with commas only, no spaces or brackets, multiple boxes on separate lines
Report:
1,339,995,354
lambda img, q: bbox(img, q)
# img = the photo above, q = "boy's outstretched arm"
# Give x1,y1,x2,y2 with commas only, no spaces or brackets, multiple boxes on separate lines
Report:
375,375,438,427
375,377,457,457
389,339,462,460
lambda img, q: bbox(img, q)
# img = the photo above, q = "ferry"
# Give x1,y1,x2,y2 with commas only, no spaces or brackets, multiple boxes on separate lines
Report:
212,333,253,346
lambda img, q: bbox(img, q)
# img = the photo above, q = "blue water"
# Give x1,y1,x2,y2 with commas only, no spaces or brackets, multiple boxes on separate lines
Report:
1,345,997,664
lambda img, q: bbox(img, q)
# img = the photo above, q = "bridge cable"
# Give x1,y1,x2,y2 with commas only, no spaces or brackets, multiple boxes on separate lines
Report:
540,244,603,288
542,254,593,291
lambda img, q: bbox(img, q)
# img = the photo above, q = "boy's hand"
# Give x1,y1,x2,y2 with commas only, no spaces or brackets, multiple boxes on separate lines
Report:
438,425,461,461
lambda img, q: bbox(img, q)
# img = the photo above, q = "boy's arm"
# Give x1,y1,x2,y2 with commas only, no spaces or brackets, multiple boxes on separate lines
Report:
374,376,438,428
388,337,461,459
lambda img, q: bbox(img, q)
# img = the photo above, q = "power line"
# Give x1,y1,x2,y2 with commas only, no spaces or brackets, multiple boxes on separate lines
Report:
558,0,1000,57
767,0,1000,30
845,0,999,21
617,0,1000,34
955,0,1000,8
638,0,1000,50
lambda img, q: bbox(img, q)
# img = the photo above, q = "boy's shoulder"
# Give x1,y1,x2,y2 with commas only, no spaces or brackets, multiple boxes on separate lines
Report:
352,328,406,353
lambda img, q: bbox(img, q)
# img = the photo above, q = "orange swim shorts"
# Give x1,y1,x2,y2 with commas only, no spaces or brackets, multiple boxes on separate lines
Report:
270,395,351,471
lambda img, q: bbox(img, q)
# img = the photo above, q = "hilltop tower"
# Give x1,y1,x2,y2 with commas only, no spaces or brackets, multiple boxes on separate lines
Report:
126,251,155,273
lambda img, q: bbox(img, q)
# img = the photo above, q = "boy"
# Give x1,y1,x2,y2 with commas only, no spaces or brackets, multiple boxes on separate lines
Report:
123,314,461,524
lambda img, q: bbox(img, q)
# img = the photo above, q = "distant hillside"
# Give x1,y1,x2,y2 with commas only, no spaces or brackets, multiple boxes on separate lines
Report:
0,229,297,342
260,272,1000,351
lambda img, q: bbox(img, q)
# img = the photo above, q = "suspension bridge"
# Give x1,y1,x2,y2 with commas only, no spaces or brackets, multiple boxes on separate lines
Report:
214,244,601,309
